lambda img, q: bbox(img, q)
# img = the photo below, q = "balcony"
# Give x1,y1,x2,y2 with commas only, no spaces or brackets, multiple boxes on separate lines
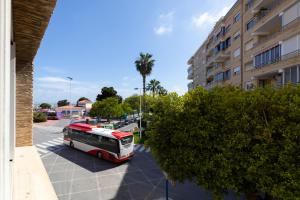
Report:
253,16,300,48
187,66,193,80
252,0,297,34
215,51,231,62
255,49,300,69
188,82,194,91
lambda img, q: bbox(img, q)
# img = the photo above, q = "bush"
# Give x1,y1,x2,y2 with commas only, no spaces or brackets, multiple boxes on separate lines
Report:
146,86,300,200
33,112,47,123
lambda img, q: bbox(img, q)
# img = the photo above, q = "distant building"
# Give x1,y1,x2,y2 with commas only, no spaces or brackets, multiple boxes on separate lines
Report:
55,105,85,118
77,99,93,112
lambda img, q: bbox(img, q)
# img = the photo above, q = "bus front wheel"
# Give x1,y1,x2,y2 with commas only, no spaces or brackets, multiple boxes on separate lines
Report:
70,141,74,148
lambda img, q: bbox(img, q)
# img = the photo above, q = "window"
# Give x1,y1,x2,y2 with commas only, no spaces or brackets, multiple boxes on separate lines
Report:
233,66,241,75
247,19,255,31
291,66,298,84
254,45,281,68
225,24,231,33
224,70,231,80
233,48,241,58
246,0,254,10
234,12,241,23
121,136,133,145
233,31,240,41
214,72,224,81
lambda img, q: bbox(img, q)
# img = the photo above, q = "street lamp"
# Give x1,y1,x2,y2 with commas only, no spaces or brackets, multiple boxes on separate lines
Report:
134,87,142,139
67,77,73,118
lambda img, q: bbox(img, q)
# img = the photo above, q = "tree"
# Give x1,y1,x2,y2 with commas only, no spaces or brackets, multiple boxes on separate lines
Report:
157,86,168,96
57,99,69,107
76,97,90,106
90,97,124,122
124,95,140,112
145,86,300,199
135,53,155,96
33,112,47,123
146,79,161,97
96,87,122,103
39,103,51,109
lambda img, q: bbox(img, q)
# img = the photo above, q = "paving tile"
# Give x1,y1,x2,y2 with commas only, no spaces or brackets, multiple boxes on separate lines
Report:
100,186,131,200
142,168,164,180
49,170,73,182
70,189,100,200
120,171,150,184
52,181,71,196
98,174,124,189
127,182,154,199
50,163,74,173
96,167,120,177
71,177,98,193
116,163,140,173
57,194,70,200
72,168,96,180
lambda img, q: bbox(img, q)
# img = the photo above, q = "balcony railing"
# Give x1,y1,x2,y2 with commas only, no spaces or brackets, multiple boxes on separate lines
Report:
255,49,300,69
253,16,300,48
253,0,283,26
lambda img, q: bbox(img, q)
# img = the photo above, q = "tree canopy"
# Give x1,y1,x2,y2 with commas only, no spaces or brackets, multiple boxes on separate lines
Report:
90,97,124,121
96,87,122,103
39,103,51,109
146,85,300,199
135,53,155,96
57,99,69,107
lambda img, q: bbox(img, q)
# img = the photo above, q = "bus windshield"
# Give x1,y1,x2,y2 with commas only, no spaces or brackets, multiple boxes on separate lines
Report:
120,136,133,145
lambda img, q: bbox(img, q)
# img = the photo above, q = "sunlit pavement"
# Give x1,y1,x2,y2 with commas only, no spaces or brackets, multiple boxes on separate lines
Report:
34,120,241,200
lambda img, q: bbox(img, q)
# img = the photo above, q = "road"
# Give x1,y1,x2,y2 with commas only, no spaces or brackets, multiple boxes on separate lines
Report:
33,120,240,200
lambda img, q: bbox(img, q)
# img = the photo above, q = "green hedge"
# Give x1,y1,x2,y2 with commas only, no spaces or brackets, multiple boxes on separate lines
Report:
146,85,300,200
33,112,47,123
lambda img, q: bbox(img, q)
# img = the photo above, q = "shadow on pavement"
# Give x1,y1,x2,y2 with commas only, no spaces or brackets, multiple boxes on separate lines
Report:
42,145,244,200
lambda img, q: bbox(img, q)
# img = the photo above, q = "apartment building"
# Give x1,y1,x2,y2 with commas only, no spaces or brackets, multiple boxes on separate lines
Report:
0,0,57,199
188,0,300,90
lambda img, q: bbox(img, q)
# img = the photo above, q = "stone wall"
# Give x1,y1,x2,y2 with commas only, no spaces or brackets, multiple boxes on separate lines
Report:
16,61,33,147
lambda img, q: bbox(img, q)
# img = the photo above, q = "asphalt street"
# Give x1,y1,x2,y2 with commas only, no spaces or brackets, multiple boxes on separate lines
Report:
33,120,242,200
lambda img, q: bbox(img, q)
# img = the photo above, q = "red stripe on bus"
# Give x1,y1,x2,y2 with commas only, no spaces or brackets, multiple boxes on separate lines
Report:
69,123,92,132
111,131,133,140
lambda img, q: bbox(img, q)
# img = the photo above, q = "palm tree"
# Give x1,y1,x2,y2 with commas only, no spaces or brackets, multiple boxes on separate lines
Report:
146,79,161,97
135,53,155,96
157,86,168,96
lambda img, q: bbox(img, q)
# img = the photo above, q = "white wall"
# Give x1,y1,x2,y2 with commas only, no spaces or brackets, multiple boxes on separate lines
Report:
0,0,13,199
282,2,300,26
282,34,300,55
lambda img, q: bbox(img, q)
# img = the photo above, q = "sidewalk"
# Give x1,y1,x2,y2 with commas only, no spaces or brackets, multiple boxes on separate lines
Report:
13,146,58,200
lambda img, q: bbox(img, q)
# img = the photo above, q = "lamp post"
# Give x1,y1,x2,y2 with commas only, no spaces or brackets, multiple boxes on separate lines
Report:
67,77,73,118
134,88,142,139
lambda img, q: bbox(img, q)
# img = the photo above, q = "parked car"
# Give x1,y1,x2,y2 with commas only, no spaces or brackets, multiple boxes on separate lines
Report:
46,112,58,120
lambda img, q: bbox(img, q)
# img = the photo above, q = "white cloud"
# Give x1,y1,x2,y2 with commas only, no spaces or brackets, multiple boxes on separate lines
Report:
192,6,231,28
154,11,175,36
154,26,173,35
37,76,70,83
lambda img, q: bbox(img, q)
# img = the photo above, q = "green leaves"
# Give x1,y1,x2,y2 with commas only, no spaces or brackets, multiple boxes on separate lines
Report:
146,85,300,199
90,97,124,120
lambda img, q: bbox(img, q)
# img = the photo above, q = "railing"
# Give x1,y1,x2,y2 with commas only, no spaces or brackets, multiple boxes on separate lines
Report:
255,49,300,69
253,16,300,48
253,0,283,26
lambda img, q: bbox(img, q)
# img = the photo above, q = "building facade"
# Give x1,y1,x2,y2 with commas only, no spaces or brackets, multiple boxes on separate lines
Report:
0,0,57,199
188,0,300,90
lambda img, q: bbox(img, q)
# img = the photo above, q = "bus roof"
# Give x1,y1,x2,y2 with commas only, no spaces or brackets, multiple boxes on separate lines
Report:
69,123,133,139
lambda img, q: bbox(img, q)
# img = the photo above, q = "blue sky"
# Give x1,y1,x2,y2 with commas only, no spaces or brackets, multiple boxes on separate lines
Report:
34,0,236,104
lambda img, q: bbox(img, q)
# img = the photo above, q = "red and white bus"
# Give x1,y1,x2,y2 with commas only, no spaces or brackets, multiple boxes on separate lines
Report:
63,123,134,163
